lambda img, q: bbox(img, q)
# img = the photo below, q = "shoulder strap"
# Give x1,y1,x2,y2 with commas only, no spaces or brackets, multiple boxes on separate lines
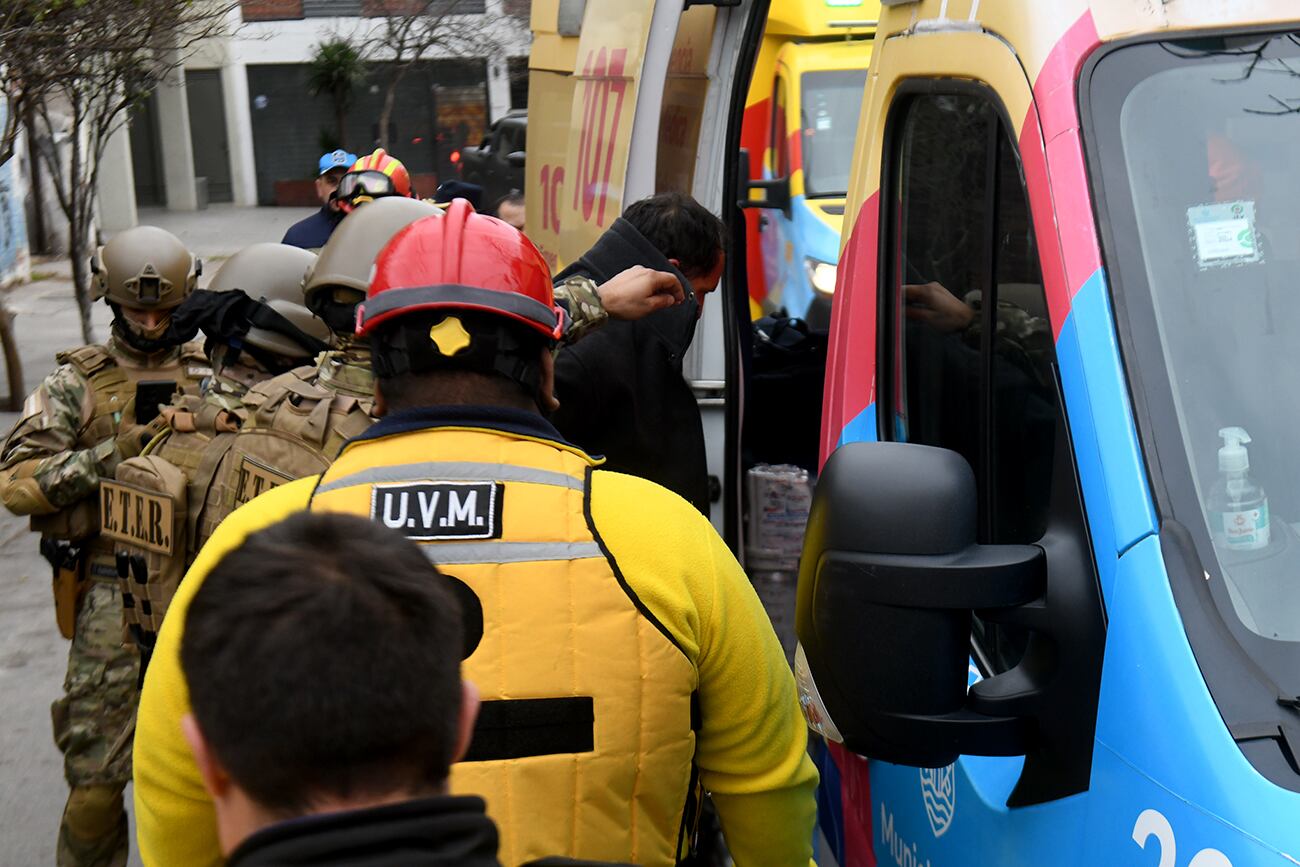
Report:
56,345,115,378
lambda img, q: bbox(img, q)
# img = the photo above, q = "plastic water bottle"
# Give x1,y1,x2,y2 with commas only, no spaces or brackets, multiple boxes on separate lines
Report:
1208,427,1270,552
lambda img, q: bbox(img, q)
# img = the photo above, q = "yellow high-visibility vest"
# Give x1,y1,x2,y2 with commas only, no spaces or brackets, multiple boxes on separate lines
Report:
309,425,699,865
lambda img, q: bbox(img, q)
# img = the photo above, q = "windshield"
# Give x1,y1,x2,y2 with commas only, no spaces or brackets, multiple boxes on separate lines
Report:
801,68,867,198
1087,34,1300,702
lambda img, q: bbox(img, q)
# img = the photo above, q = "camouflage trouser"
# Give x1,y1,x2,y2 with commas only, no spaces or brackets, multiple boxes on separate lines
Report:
51,581,139,867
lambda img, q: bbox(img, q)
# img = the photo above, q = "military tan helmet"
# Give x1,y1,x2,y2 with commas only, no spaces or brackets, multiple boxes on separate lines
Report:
91,225,198,309
207,243,330,358
304,197,441,334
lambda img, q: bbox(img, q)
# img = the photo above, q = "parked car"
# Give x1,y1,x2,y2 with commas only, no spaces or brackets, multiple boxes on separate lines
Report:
461,109,526,211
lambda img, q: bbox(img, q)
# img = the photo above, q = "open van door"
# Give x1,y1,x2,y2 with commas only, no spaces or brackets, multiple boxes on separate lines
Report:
526,0,773,543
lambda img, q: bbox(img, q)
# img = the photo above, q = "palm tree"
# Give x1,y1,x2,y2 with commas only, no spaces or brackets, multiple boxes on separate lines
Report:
307,38,366,152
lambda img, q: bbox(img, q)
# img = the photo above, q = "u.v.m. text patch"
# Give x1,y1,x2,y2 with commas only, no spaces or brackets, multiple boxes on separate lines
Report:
371,481,503,541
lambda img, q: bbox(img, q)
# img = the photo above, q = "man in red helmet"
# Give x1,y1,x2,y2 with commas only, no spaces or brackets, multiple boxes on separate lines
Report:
133,201,818,867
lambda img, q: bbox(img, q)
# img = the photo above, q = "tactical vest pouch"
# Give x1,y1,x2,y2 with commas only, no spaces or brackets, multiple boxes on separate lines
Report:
102,457,188,639
31,497,101,542
194,429,329,550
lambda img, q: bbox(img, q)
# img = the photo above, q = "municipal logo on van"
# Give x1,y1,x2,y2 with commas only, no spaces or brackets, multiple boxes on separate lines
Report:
919,764,955,838
371,481,503,541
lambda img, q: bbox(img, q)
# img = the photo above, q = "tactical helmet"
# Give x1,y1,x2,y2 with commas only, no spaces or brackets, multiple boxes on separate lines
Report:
358,199,562,341
305,197,441,334
207,243,329,358
92,226,198,309
335,148,412,213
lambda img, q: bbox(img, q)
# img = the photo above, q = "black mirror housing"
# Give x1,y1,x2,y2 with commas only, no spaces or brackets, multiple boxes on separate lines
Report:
506,150,526,168
798,439,1107,806
741,176,792,216
798,441,1043,767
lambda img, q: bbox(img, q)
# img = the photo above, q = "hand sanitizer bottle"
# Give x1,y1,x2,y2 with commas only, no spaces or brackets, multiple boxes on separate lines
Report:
1208,427,1270,552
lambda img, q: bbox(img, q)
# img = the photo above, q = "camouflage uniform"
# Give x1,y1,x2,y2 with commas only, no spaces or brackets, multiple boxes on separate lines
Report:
200,343,266,419
554,274,607,345
0,331,204,867
311,340,375,399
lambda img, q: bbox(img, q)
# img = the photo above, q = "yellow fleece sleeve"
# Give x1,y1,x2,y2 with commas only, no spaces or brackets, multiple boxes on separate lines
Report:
590,471,819,867
133,476,318,867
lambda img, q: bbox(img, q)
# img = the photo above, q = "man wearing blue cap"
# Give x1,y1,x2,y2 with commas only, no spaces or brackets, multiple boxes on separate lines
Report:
282,149,357,250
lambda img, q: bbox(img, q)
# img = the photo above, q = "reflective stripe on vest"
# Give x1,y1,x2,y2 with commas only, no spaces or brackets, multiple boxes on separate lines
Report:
309,426,698,866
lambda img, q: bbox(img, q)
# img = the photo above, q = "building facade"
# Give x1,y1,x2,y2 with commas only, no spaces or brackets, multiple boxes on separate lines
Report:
100,0,529,226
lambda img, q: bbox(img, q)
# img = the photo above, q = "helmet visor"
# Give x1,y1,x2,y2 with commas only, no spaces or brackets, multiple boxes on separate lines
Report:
335,170,399,204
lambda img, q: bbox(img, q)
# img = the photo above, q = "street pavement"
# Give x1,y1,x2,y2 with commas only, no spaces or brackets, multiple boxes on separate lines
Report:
0,205,311,866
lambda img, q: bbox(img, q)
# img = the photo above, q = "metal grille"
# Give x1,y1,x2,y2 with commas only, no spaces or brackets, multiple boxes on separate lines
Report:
303,0,362,16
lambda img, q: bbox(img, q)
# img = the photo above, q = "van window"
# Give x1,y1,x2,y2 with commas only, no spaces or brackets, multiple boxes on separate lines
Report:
801,69,867,197
497,124,521,157
885,89,1058,673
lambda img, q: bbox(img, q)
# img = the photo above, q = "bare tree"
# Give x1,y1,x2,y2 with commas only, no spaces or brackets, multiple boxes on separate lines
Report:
364,0,501,152
13,0,236,342
0,0,65,167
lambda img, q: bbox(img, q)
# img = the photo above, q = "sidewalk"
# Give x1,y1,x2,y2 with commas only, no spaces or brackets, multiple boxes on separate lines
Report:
132,204,317,261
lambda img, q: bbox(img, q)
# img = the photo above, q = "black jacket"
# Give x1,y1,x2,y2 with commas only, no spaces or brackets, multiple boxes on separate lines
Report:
226,795,630,867
227,796,500,866
552,219,710,515
282,204,343,250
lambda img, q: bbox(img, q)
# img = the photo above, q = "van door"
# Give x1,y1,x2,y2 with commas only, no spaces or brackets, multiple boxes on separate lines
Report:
820,24,1106,867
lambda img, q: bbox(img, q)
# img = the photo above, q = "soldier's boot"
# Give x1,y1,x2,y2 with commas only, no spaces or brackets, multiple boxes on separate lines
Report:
57,784,127,867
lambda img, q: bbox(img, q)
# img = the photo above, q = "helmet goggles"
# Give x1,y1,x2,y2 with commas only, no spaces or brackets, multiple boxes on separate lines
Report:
335,170,401,211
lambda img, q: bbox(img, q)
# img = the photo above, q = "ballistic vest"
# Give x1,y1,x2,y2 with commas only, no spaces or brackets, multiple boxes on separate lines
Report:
308,425,700,866
37,342,206,583
110,368,373,642
109,393,240,640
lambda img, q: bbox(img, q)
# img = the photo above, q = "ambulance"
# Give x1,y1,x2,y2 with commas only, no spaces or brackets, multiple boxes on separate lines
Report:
799,1,1300,865
740,1,875,326
525,1,1300,864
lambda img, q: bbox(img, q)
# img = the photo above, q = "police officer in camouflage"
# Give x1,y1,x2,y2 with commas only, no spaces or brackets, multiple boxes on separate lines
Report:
0,225,207,867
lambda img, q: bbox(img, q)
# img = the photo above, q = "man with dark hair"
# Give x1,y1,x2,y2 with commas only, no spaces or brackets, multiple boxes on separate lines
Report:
551,191,727,515
491,190,526,231
135,201,816,867
621,192,727,311
179,511,483,864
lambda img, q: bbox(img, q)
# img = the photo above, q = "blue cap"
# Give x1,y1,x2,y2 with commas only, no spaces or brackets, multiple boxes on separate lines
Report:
318,149,357,176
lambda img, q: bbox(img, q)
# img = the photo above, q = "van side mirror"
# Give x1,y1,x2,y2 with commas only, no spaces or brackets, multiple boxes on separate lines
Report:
796,441,1040,767
743,176,791,216
797,440,1105,807
506,150,526,168
735,147,791,217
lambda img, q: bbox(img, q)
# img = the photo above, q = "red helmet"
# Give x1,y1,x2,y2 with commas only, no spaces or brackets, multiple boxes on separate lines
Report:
335,149,412,212
357,199,563,342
